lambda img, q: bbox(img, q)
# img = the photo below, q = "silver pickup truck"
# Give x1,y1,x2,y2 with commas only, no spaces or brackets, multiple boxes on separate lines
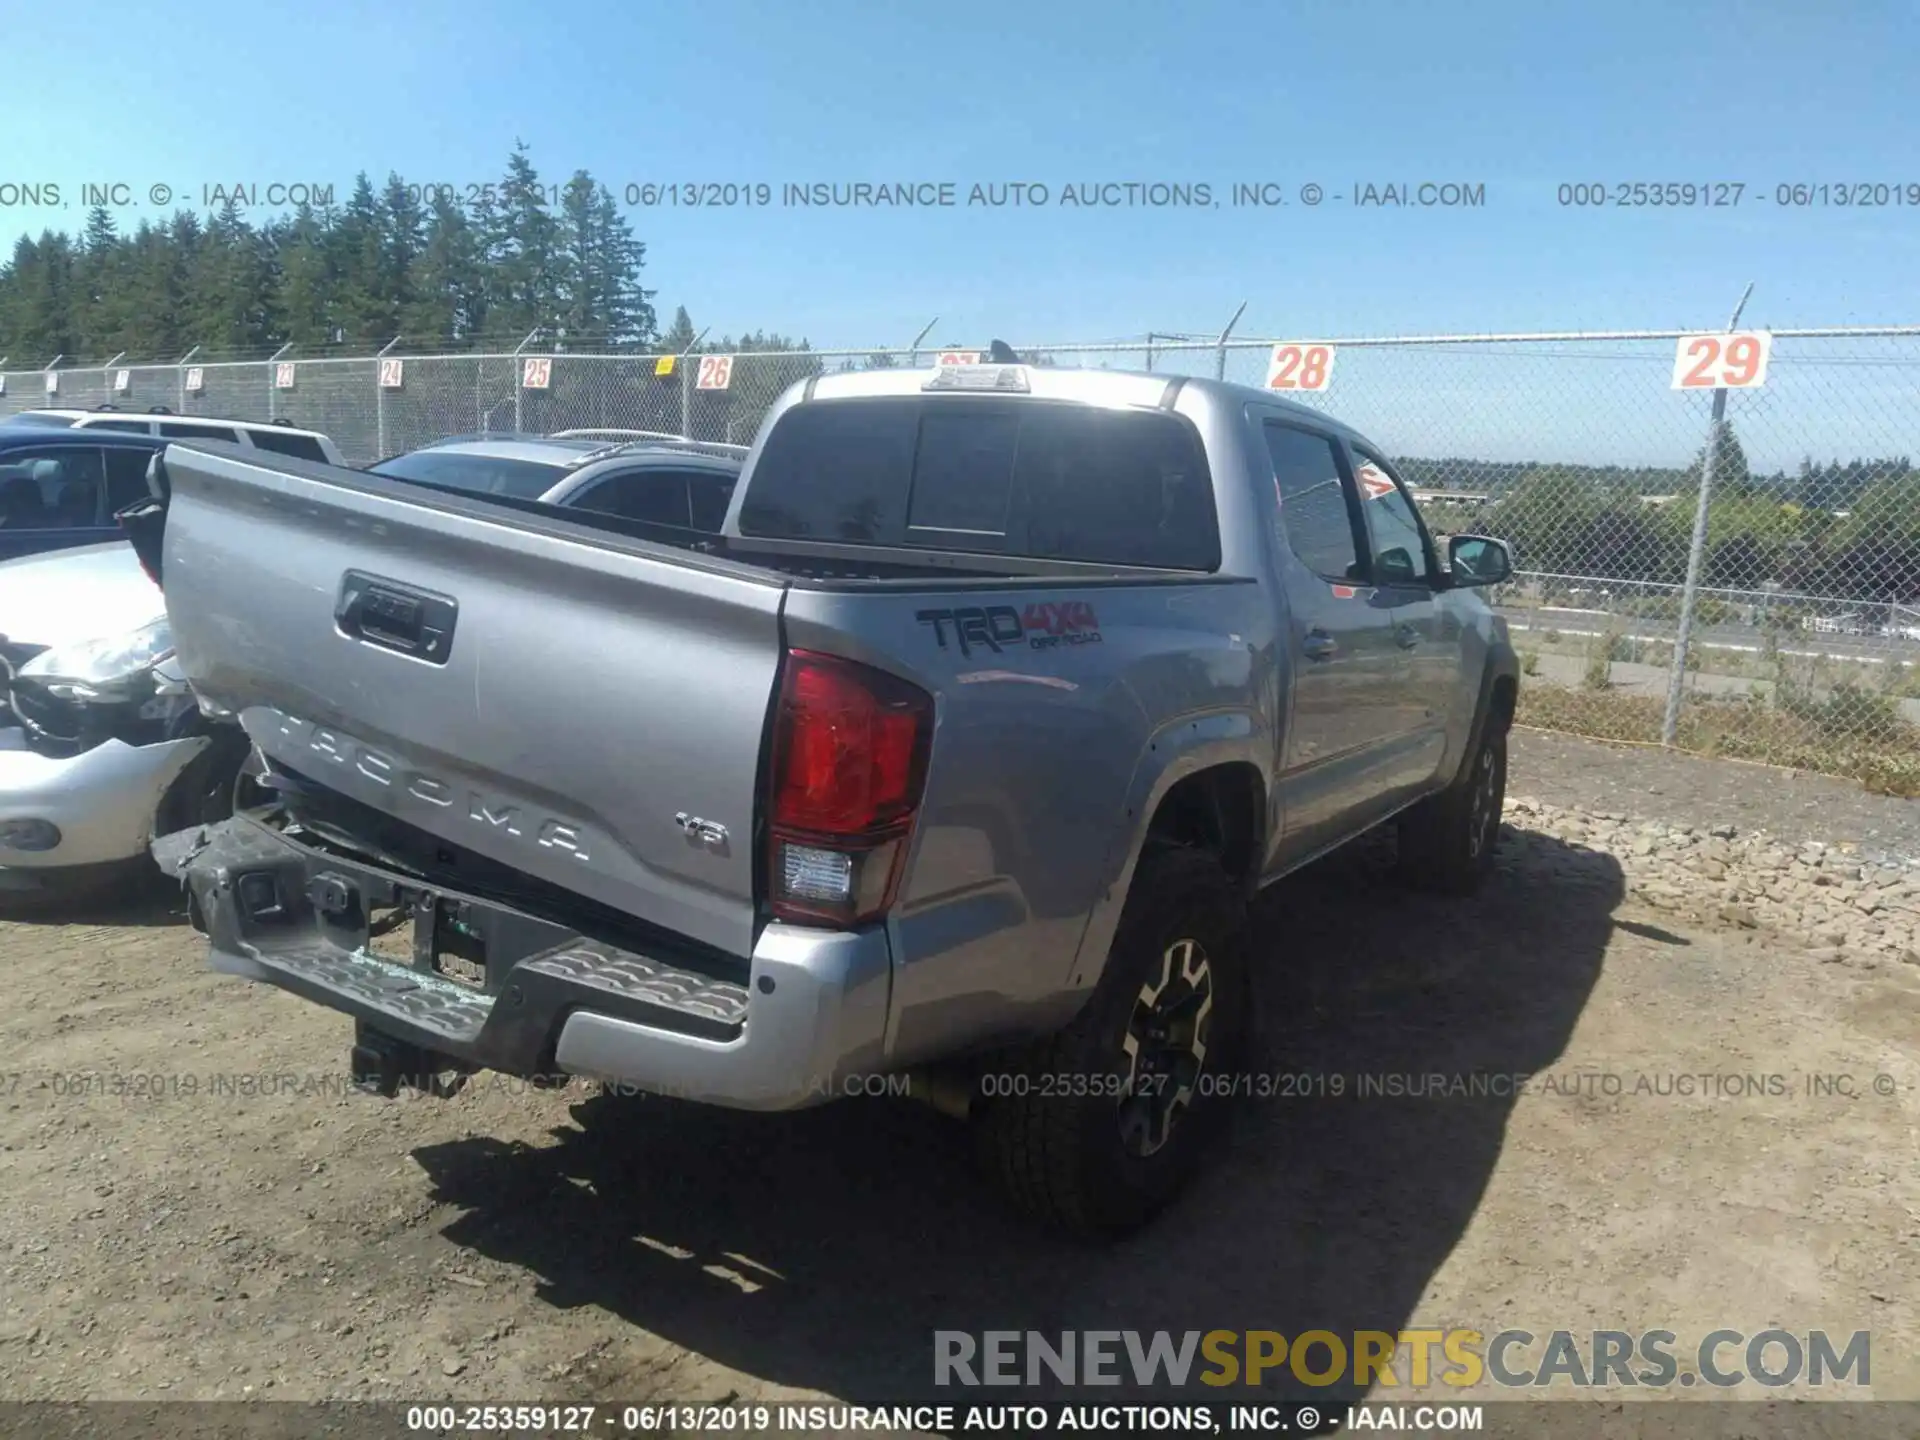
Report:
131,359,1519,1237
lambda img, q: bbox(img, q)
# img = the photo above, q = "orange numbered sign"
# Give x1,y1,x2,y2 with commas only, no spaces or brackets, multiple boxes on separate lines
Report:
695,354,734,391
1266,343,1335,392
1671,332,1771,390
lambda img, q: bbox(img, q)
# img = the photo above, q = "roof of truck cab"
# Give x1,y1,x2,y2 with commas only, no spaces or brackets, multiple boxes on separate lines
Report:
798,365,1362,436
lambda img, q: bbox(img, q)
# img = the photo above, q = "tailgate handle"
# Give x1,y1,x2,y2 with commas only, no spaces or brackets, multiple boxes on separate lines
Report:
336,571,458,665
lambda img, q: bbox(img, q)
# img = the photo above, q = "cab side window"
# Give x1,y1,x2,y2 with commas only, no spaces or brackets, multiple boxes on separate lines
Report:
1352,450,1431,585
1264,422,1365,582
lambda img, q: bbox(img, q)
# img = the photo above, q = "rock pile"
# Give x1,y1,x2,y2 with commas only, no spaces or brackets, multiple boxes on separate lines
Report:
1502,797,1920,969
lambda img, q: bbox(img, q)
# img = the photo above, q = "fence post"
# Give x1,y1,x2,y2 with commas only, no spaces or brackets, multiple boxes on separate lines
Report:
907,317,938,369
1214,301,1248,381
176,346,199,413
511,329,540,433
1661,282,1755,746
679,327,708,439
265,343,292,421
375,336,401,458
100,352,125,406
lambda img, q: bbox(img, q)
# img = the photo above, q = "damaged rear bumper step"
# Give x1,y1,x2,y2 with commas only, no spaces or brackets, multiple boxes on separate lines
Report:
155,813,895,1111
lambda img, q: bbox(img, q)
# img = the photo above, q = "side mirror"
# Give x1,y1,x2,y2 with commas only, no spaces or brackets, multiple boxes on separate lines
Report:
1446,534,1512,588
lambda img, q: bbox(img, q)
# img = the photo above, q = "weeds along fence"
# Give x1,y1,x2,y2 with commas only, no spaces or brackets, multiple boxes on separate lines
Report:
3,326,1918,793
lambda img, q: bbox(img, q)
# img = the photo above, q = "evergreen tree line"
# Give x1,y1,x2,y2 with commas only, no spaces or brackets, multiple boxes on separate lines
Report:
0,145,822,362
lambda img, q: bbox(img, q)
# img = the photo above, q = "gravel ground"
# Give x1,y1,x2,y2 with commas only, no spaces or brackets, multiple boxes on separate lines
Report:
1512,728,1920,864
0,731,1917,1428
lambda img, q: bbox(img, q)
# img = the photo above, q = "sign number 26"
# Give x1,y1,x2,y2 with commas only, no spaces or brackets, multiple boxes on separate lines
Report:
1671,331,1771,390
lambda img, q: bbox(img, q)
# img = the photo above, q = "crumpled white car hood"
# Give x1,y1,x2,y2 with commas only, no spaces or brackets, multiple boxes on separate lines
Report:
0,542,163,651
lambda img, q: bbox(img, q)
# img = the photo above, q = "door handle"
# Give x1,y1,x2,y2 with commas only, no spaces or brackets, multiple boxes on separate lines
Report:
1302,629,1337,661
1395,624,1421,650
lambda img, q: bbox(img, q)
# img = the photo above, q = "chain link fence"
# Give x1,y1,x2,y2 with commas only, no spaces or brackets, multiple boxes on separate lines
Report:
3,328,1917,793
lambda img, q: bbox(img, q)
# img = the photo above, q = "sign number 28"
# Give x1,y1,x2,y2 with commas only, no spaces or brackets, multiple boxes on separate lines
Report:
1671,331,1771,390
1266,343,1335,392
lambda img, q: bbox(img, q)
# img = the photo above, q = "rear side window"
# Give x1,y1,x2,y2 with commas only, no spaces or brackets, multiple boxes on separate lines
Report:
689,473,737,532
87,419,151,434
738,398,1219,570
570,468,694,526
159,421,242,442
247,429,329,462
104,447,157,512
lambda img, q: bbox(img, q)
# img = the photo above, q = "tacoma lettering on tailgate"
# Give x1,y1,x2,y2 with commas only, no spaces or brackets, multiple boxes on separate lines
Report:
263,711,592,862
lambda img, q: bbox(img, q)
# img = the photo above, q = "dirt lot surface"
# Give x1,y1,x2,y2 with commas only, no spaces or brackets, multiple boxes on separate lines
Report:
2,732,1917,1425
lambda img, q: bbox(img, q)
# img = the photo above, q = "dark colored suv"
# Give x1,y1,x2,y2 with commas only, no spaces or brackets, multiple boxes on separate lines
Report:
0,428,171,561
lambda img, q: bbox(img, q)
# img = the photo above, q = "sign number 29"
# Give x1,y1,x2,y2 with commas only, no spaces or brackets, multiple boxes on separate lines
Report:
1671,331,1771,390
1267,343,1335,392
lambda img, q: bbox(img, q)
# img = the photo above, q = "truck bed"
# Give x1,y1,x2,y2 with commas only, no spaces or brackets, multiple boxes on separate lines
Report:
150,442,1233,964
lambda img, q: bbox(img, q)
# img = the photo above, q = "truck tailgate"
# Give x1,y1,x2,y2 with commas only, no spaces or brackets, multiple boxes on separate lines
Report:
156,444,786,958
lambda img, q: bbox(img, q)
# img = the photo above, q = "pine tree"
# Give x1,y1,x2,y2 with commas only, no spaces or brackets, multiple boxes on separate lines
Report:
488,143,562,337
659,305,698,354
276,203,336,347
331,174,389,343
379,174,425,341
402,194,483,345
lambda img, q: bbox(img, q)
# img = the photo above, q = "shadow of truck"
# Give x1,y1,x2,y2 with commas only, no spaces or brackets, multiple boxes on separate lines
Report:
410,825,1623,1414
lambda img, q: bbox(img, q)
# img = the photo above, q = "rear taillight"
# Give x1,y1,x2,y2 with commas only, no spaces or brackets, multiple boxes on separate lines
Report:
766,649,933,926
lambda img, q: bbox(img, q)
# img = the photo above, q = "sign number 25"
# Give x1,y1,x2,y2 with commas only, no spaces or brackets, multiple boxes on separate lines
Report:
1671,331,1771,390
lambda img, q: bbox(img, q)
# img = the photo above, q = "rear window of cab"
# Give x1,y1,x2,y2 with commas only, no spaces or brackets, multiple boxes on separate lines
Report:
738,397,1220,571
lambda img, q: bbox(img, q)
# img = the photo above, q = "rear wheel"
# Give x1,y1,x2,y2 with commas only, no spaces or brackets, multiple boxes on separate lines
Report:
971,848,1249,1238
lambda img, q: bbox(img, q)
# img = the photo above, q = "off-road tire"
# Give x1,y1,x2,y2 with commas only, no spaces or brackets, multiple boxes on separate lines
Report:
971,847,1249,1239
1396,716,1508,896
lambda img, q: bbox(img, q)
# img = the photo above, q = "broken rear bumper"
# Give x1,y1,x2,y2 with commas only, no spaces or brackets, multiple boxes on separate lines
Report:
156,813,893,1111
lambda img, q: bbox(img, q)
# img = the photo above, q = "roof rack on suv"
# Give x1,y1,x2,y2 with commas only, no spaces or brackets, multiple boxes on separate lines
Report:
599,438,751,462
550,428,690,443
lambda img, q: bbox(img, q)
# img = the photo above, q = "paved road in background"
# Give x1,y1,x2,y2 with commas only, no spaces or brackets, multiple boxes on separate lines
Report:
1502,604,1919,667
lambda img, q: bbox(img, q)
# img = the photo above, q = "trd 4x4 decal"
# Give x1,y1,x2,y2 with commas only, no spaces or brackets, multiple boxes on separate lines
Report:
916,601,1104,656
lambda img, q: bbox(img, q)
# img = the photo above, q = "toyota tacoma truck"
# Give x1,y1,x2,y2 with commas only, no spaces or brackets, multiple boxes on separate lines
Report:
128,357,1519,1237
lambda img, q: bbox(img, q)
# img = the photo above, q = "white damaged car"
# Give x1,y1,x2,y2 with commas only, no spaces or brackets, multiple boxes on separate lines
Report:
0,541,254,902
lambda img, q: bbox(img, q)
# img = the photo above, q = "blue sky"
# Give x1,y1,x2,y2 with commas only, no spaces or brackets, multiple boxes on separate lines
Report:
7,0,1917,351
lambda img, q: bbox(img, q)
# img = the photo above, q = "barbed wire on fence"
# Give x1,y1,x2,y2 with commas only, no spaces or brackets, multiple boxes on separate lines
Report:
2,325,1916,793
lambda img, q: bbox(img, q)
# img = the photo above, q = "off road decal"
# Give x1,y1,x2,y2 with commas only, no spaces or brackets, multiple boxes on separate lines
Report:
917,602,1104,656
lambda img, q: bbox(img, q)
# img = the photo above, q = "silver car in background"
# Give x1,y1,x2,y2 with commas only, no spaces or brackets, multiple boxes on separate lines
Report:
368,430,745,531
